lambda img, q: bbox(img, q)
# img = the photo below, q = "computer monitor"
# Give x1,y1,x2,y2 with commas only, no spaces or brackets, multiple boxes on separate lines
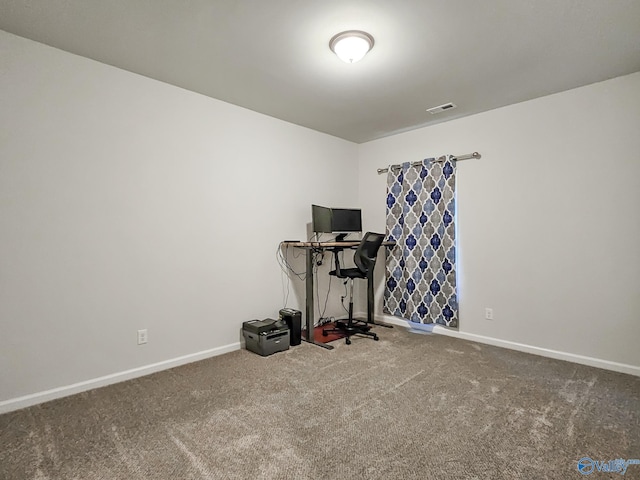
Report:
312,205,333,233
312,205,362,240
331,208,362,233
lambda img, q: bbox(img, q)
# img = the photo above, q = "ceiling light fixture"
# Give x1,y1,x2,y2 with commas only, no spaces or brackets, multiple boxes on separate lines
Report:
329,30,374,63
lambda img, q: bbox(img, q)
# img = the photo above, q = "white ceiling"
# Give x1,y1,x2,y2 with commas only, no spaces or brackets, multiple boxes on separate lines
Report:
1,0,639,143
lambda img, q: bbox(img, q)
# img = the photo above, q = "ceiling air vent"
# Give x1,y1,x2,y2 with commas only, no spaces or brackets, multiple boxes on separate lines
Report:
426,102,457,114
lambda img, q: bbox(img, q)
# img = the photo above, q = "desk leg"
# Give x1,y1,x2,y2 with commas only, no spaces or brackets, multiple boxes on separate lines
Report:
366,270,393,328
304,248,334,350
367,272,374,323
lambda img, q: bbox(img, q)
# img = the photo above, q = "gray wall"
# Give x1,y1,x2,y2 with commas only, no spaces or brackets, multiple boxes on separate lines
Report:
0,31,358,409
358,72,640,373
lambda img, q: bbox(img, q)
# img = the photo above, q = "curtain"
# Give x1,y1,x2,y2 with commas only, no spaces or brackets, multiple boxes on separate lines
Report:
384,157,458,327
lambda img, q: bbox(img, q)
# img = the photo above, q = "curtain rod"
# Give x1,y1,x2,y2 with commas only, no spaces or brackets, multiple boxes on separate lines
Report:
376,151,481,174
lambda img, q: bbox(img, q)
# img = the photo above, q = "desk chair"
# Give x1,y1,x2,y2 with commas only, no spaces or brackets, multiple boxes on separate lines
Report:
322,232,385,345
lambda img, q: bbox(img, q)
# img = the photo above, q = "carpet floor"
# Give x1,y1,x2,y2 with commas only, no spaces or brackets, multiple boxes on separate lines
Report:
1,326,639,479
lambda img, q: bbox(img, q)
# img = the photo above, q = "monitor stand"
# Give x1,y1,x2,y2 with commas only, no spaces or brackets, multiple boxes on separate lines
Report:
335,233,348,242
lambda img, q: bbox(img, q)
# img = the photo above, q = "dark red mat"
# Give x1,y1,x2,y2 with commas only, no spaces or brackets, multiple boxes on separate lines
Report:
312,322,346,343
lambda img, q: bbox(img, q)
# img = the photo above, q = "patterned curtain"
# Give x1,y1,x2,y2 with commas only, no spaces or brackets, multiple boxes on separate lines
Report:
384,157,458,327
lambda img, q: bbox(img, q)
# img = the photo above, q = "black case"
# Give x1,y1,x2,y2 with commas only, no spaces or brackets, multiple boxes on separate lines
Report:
279,308,302,346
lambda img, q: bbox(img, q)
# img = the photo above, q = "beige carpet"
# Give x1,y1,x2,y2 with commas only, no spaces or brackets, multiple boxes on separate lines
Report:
1,327,639,479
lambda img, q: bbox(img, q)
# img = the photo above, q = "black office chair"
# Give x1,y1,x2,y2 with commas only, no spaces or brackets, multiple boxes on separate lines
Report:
322,232,385,345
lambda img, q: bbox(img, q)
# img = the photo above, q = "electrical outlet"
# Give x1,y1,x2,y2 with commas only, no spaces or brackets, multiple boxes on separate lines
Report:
137,329,148,345
485,308,494,320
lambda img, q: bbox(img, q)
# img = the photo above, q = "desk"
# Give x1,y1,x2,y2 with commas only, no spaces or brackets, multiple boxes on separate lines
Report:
281,240,394,350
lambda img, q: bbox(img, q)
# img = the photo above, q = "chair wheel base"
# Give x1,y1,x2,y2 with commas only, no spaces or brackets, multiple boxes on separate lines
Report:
324,319,380,346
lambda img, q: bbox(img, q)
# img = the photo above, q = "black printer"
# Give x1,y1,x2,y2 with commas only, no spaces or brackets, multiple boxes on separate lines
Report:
242,318,290,356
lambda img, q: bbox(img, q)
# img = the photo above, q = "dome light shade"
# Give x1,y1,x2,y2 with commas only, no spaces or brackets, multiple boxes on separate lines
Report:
329,30,374,63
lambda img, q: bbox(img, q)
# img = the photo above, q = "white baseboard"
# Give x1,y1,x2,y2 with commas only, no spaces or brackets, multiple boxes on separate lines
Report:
377,314,640,377
0,342,241,415
4,315,638,415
